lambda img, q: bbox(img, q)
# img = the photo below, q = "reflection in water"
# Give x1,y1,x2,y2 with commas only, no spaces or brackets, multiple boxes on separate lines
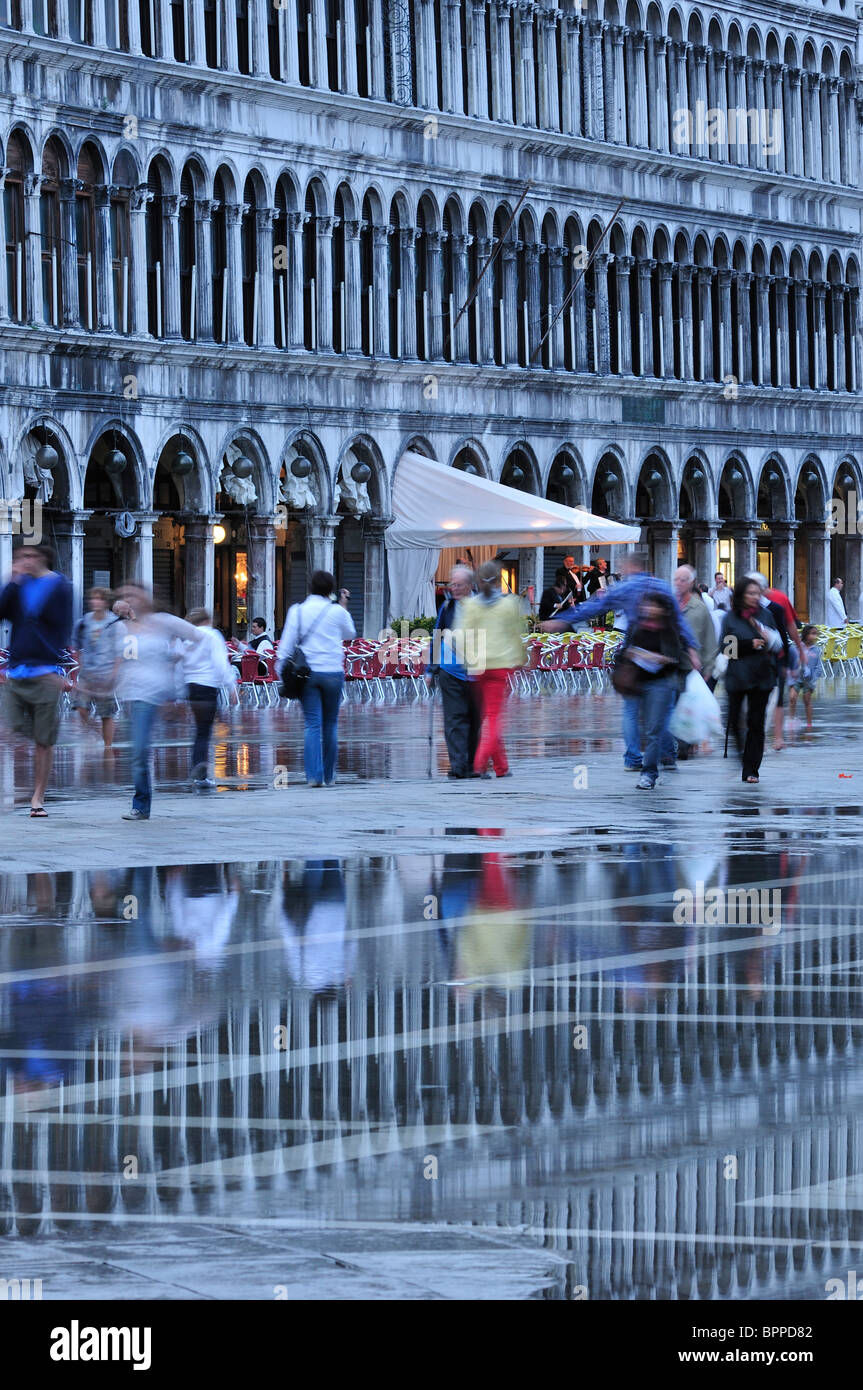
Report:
2,830,863,1299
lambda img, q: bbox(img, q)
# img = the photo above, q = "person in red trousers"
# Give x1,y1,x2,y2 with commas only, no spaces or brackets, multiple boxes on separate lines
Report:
456,560,526,779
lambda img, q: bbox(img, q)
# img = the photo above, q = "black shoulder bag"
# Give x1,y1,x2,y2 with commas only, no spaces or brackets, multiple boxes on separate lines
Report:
278,602,333,700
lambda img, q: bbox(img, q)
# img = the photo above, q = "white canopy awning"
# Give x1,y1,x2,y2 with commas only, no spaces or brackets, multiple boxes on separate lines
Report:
386,451,641,550
385,452,641,621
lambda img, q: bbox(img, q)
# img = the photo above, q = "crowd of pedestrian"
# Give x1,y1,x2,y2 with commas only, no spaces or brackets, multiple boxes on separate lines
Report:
0,539,847,815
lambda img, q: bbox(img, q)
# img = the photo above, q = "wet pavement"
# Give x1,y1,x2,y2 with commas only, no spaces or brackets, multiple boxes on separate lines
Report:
2,683,863,1299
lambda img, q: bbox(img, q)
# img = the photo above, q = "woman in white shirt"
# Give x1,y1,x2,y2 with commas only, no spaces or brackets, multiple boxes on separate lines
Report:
276,570,356,786
183,608,236,790
114,585,205,821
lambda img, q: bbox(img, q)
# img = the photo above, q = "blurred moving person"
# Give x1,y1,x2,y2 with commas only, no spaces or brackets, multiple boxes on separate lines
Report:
788,625,824,730
183,608,236,791
720,576,782,784
457,559,526,779
276,570,355,787
427,564,480,780
70,586,123,751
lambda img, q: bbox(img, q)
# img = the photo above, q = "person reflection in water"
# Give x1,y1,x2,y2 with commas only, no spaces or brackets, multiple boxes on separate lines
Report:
281,860,353,992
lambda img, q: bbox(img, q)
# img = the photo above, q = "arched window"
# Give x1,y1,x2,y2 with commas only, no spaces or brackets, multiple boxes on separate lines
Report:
111,151,135,334
241,176,257,345
172,0,188,59
273,182,288,348
179,169,195,339
297,0,313,86
70,0,93,42
76,145,99,331
145,163,164,338
4,133,28,323
212,172,228,343
138,0,155,54
204,0,218,65
237,0,251,75
40,139,63,327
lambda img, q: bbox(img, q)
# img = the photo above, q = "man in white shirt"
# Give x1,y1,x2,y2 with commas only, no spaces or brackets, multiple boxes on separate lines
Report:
826,578,849,627
709,571,732,611
182,608,236,790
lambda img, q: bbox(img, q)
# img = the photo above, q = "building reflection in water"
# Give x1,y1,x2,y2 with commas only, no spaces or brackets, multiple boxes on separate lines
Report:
1,826,862,1300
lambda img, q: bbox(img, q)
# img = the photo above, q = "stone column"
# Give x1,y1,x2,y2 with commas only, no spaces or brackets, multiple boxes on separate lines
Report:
398,227,417,358
134,512,158,591
256,208,276,348
848,284,860,393
613,254,633,374
517,1,537,126
831,283,847,391
538,9,559,130
806,74,822,179
673,41,690,155
472,235,493,364
561,14,580,136
161,193,182,339
691,522,718,586
371,223,389,357
730,525,757,581
610,25,626,142
651,35,669,152
677,263,694,380
426,229,444,360
586,18,604,141
470,0,490,119
183,516,217,612
369,0,385,96
774,275,789,388
524,241,541,365
811,280,827,391
693,45,709,158
770,521,796,598
59,178,80,328
451,233,470,361
496,0,514,122
281,0,300,83
591,251,611,373
315,215,334,352
786,69,802,176
343,219,362,353
311,0,328,86
223,203,244,343
829,78,842,183
706,47,721,161
649,520,678,587
305,514,340,573
549,244,565,370
636,257,653,376
502,240,519,365
194,197,214,342
53,511,91,618
363,516,393,639
221,0,239,70
23,174,42,326
287,211,307,349
247,514,277,636
695,265,714,381
131,185,153,336
730,56,748,165
657,260,673,377
806,526,831,623
189,0,206,63
716,267,732,383
844,534,862,620
443,0,464,113
754,274,770,385
416,0,435,108
793,277,809,387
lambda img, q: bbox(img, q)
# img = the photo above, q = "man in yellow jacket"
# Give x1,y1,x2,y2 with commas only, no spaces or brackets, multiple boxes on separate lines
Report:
456,560,526,778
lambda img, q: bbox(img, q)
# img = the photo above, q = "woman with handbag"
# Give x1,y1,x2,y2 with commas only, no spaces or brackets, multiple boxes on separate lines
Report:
612,592,686,791
276,571,355,787
719,576,782,784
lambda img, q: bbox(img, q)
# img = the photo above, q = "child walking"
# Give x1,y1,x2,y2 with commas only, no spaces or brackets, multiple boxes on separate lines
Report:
788,625,824,729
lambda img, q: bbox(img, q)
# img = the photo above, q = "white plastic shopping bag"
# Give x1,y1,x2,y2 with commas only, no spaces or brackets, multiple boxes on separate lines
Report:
668,671,724,745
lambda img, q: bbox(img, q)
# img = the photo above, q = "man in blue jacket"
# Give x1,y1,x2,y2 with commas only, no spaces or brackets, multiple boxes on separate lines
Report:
0,544,73,815
541,551,701,773
426,564,480,779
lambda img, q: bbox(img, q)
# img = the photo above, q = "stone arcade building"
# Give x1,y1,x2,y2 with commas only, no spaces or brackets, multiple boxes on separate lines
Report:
1,0,862,635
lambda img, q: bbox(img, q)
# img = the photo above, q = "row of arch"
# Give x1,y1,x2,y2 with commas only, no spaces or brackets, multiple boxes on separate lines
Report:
9,0,858,183
11,414,862,524
4,129,859,388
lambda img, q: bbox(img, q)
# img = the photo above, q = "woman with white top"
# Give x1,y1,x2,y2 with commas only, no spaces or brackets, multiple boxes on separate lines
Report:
276,570,356,787
114,585,205,821
183,608,236,790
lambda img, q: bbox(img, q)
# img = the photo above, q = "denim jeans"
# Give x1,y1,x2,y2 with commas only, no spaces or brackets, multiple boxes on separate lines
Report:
639,677,676,780
299,671,344,784
187,683,219,775
622,696,642,768
130,700,158,816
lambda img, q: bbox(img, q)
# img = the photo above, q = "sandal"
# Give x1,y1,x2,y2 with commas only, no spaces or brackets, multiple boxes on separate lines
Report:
744,775,759,784
29,806,47,817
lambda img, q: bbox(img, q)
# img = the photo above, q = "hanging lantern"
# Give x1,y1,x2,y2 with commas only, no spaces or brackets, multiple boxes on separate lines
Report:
35,443,59,471
765,468,780,486
804,470,818,487
646,469,663,488
290,455,312,479
730,468,743,484
232,454,254,479
840,471,854,490
462,462,478,475
690,467,704,483
350,460,371,485
172,450,194,477
602,471,618,491
508,464,524,484
559,464,575,483
105,449,127,475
